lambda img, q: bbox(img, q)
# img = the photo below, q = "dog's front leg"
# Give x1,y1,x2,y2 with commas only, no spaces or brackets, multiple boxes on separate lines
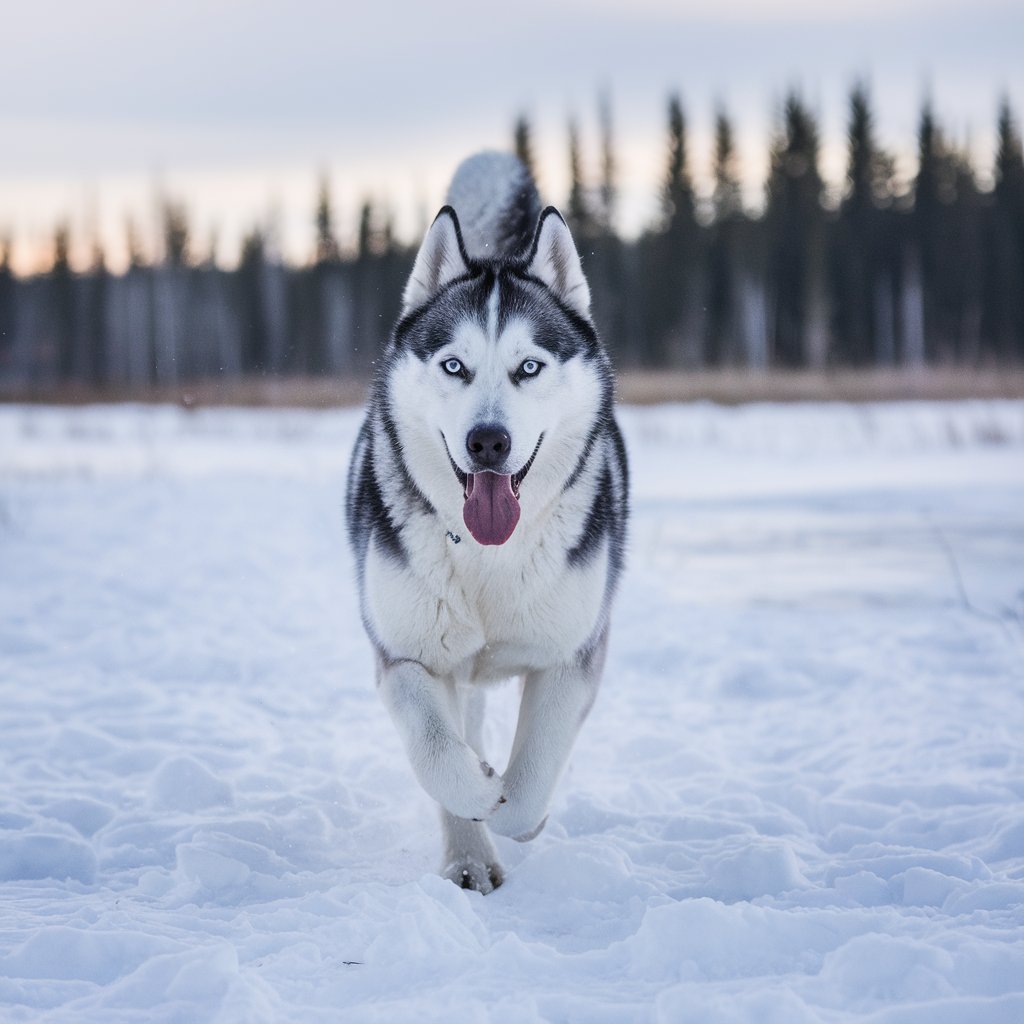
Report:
487,641,604,842
440,811,504,893
439,683,504,892
378,659,505,821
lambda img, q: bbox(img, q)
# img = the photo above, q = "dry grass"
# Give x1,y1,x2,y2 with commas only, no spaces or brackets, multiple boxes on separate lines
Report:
3,367,1024,409
615,367,1024,405
0,377,371,409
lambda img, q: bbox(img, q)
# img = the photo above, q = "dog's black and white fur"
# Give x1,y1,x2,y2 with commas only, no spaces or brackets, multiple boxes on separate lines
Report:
346,152,628,892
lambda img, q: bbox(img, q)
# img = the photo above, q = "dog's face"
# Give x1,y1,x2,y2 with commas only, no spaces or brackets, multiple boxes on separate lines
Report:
384,208,611,545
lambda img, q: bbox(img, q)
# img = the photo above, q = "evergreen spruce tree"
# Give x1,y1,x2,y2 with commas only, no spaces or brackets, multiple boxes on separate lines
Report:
51,224,76,381
305,181,346,375
995,97,1024,206
642,93,701,366
589,92,628,362
162,201,190,267
238,228,269,372
513,114,537,184
661,93,696,232
949,145,984,362
832,82,892,365
566,118,595,240
705,107,743,365
84,239,108,385
151,202,189,384
912,101,987,362
125,216,145,269
201,227,219,270
315,176,341,264
597,92,617,237
711,110,742,220
765,91,827,367
357,200,376,261
352,198,391,373
912,100,947,360
846,84,877,212
0,234,14,375
988,97,1024,359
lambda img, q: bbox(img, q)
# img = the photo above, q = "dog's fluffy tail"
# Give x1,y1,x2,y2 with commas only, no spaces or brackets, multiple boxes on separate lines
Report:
445,151,541,262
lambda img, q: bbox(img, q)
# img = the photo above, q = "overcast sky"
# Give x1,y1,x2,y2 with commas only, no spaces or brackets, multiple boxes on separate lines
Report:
2,0,1022,272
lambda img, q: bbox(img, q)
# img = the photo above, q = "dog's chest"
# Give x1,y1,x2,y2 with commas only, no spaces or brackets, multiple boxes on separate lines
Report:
364,512,606,677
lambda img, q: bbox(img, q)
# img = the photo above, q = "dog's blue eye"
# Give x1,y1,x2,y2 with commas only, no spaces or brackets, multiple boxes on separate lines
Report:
520,359,541,377
443,358,463,376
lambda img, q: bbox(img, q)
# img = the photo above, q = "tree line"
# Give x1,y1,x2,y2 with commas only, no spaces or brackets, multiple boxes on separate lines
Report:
1,86,1023,391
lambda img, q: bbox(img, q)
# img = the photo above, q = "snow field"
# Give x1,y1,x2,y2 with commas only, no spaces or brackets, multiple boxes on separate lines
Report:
0,400,1022,1022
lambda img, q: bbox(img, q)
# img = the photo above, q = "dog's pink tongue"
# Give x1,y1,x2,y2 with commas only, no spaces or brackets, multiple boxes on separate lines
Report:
463,472,521,545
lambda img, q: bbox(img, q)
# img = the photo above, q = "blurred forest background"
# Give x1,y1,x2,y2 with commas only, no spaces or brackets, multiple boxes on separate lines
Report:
2,86,1023,399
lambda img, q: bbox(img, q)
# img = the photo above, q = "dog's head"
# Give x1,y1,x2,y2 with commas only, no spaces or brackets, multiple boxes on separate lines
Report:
381,206,612,546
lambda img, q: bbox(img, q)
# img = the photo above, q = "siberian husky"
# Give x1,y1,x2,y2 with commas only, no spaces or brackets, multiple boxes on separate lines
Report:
346,152,628,892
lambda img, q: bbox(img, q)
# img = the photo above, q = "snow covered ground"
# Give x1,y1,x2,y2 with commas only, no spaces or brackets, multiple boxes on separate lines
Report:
1,400,1022,1023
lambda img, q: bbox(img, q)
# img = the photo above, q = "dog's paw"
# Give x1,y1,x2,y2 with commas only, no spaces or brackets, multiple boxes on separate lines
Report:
442,858,505,894
487,801,549,842
468,762,508,820
419,748,506,822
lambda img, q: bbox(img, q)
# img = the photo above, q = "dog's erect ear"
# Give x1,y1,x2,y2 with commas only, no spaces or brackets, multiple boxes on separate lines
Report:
402,206,472,315
524,207,591,319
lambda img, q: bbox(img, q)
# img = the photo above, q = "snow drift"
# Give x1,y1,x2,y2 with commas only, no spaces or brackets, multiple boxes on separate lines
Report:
0,400,1022,1022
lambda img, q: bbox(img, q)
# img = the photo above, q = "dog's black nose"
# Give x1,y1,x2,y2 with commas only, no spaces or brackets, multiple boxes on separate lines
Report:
466,424,511,469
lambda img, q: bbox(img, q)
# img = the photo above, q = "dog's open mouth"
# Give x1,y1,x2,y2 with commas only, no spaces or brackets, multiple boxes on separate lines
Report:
443,435,543,546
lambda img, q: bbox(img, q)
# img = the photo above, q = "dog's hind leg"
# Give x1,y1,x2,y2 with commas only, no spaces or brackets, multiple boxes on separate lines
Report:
378,659,505,822
459,682,488,759
440,683,504,892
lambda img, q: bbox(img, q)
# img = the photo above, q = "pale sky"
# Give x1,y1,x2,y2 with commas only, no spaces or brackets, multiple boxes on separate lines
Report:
2,0,1021,273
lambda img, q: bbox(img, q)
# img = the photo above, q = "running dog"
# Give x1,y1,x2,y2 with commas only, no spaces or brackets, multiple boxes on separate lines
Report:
346,152,628,891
